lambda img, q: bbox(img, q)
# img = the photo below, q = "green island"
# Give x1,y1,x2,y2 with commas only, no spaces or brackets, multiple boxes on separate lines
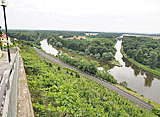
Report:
121,36,160,76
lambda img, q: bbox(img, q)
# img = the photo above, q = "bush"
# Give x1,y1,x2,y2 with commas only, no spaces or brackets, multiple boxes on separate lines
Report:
78,52,85,55
58,66,61,70
120,81,127,87
56,42,63,48
152,108,160,116
69,49,72,52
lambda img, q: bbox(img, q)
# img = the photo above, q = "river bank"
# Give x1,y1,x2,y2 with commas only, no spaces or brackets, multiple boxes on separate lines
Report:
121,46,160,77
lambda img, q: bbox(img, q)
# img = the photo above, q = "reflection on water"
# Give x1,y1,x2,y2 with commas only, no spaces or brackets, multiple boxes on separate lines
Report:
109,40,160,104
123,57,160,84
144,73,154,87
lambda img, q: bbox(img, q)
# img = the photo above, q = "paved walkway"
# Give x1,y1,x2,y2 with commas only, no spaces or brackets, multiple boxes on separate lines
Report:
0,50,34,117
0,51,14,81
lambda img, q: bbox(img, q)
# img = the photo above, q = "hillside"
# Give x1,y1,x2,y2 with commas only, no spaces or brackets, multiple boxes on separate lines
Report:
19,44,156,116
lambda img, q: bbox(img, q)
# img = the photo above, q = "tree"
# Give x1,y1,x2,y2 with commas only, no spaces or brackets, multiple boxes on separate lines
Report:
88,45,96,55
120,81,128,87
88,60,99,74
69,49,72,52
85,49,90,55
149,51,158,69
78,52,85,55
135,49,143,63
102,52,114,61
95,53,100,59
56,42,63,48
0,41,2,50
103,65,109,73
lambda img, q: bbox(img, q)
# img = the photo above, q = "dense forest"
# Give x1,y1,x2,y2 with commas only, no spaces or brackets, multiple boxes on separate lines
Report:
122,36,160,69
7,30,120,41
19,43,155,116
48,37,116,61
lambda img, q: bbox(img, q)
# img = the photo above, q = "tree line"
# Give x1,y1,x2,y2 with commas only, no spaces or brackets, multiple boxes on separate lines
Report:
48,37,116,61
58,54,117,84
122,36,160,69
7,30,120,62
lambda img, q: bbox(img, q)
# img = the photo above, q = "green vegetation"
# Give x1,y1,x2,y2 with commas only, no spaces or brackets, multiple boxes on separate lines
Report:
48,37,116,62
152,108,160,116
120,81,128,88
0,41,2,50
121,44,160,76
122,36,160,70
20,43,156,116
58,54,117,84
7,30,118,63
0,29,2,50
7,30,120,41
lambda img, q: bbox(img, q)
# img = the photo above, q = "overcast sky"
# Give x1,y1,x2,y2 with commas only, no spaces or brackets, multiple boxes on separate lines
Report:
0,0,160,33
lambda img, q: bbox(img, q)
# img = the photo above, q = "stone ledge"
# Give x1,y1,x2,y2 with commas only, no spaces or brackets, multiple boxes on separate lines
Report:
17,56,34,117
0,49,2,58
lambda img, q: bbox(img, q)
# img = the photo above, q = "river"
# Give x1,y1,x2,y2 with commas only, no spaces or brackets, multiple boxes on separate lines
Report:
40,39,160,104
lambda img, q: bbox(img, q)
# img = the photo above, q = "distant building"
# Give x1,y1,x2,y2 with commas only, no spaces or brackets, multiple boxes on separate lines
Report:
68,36,86,39
59,35,63,38
0,33,12,47
85,33,98,36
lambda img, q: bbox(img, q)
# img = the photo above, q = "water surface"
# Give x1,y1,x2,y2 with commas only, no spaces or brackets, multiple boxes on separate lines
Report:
40,39,58,56
109,40,160,104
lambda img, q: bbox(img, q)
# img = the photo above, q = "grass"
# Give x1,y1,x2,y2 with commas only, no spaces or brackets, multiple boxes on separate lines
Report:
115,84,160,109
85,37,100,41
0,53,4,59
9,45,16,48
121,46,160,76
110,59,121,67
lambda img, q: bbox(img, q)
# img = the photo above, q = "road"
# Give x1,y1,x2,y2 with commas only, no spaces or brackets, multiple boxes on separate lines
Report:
34,47,154,112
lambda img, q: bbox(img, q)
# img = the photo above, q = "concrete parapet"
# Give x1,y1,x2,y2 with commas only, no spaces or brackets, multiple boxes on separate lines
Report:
17,56,34,117
0,49,2,57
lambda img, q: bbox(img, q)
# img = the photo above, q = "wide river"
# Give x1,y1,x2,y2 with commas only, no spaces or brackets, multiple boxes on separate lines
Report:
40,39,160,104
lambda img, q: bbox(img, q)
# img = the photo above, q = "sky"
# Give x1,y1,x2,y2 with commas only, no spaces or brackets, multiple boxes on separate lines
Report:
0,0,160,34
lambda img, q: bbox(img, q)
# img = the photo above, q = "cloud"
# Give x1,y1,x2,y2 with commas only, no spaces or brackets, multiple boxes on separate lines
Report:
0,0,160,33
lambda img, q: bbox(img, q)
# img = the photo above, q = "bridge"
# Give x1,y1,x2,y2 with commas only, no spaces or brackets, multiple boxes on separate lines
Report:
0,48,34,117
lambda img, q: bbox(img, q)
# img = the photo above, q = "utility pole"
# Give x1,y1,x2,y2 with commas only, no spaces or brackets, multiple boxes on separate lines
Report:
1,0,11,62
